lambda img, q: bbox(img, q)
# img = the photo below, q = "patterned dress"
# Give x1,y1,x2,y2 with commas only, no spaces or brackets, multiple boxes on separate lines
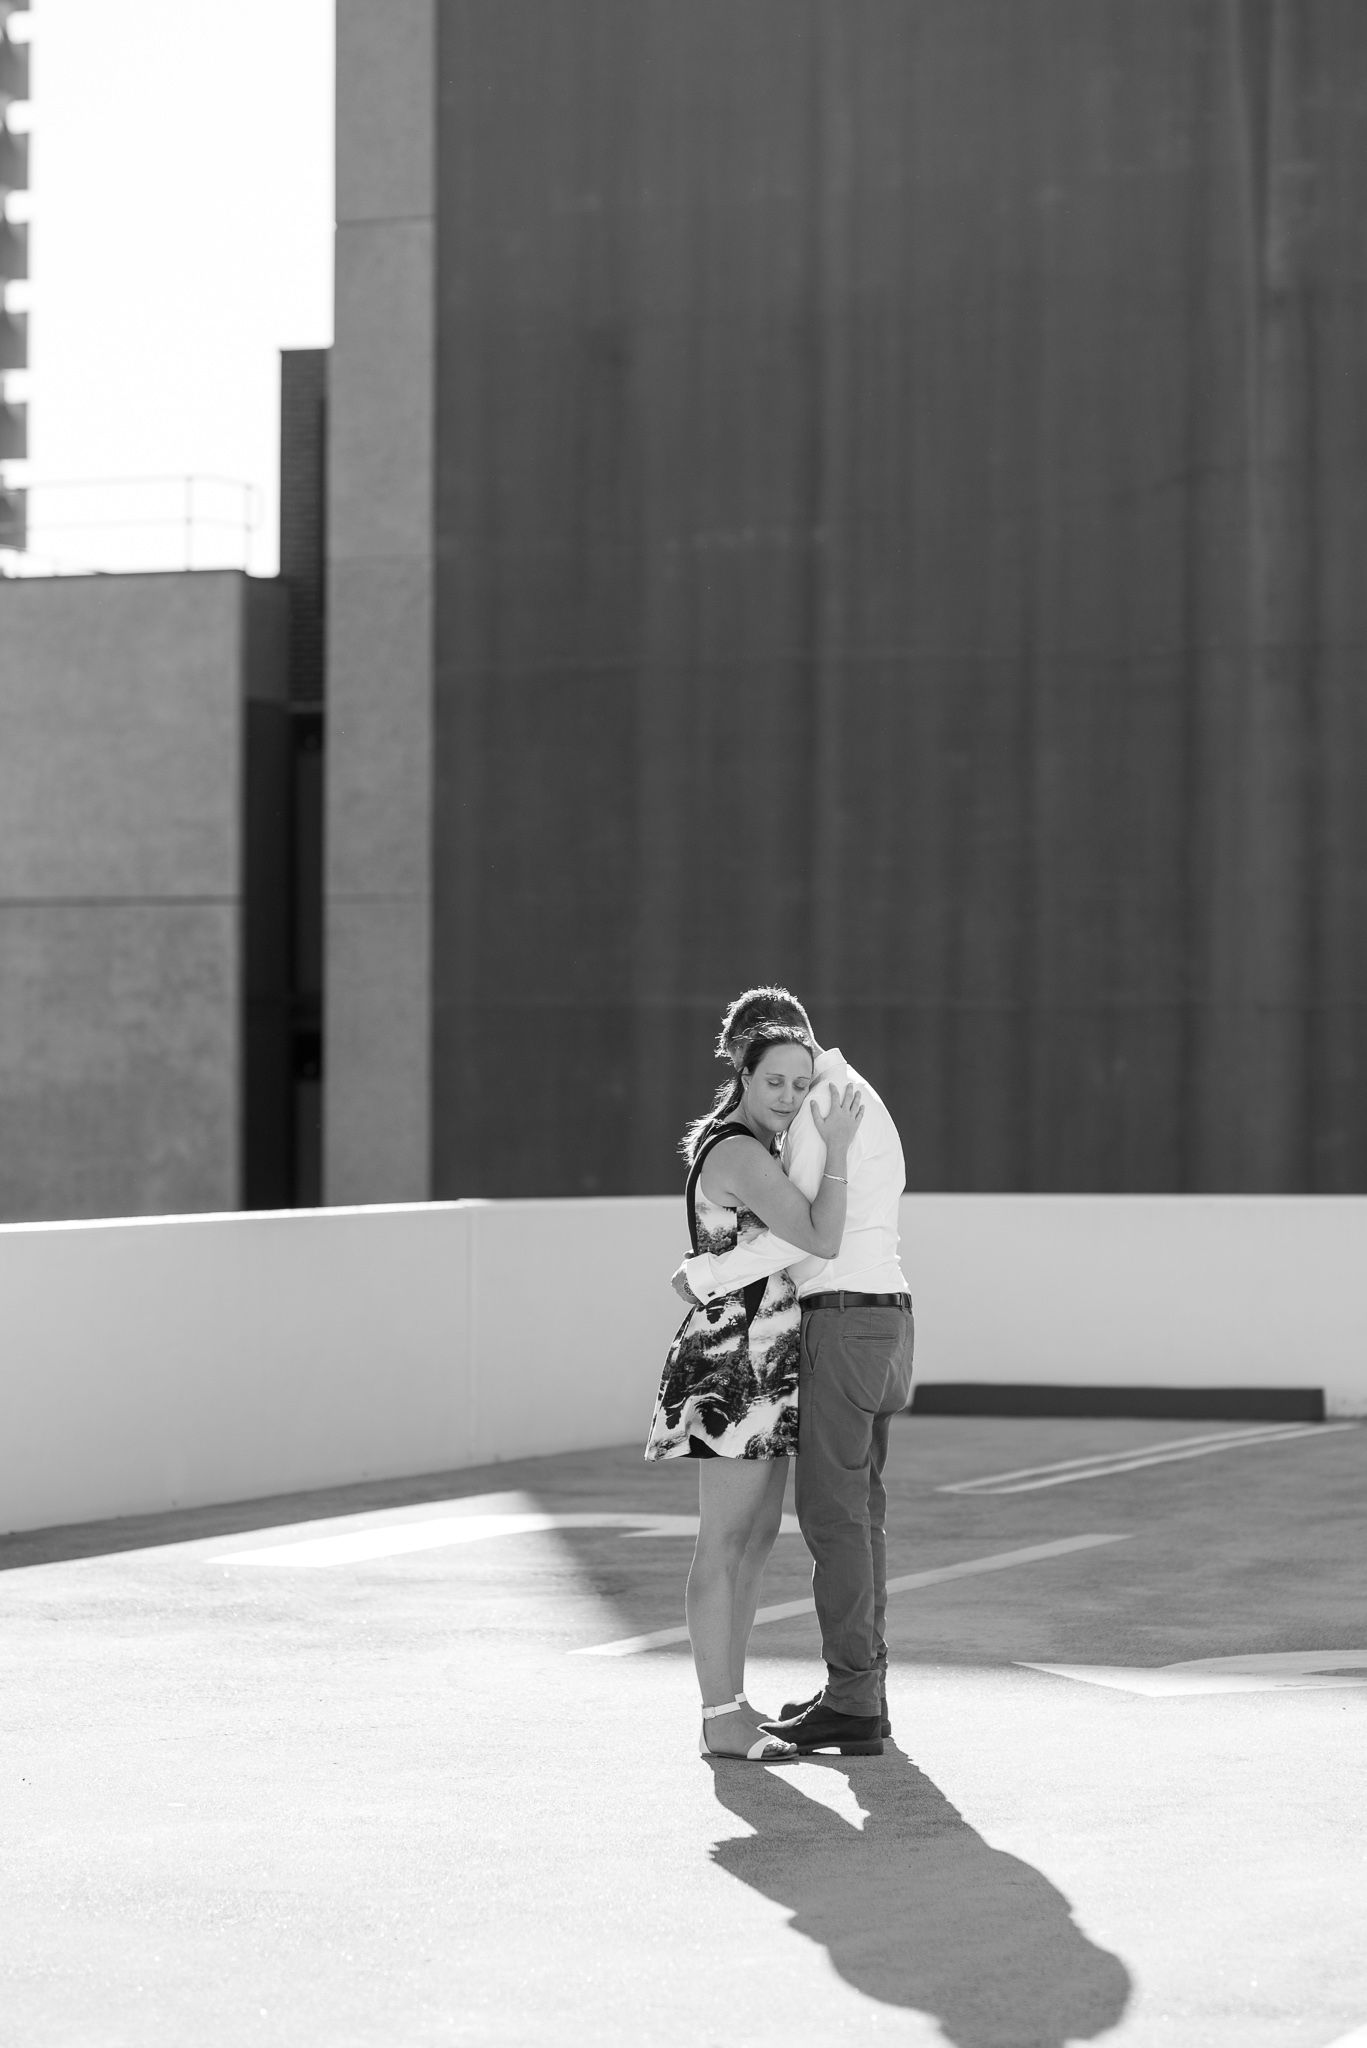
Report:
645,1120,801,1461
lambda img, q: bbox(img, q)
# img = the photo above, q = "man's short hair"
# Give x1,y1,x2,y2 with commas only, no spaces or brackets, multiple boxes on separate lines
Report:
716,985,814,1068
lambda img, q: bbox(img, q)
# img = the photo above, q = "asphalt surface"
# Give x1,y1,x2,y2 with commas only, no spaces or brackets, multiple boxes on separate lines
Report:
3,1414,1365,2048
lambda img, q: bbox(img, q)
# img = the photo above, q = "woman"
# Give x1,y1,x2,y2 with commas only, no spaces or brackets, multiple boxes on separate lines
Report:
645,1012,863,1761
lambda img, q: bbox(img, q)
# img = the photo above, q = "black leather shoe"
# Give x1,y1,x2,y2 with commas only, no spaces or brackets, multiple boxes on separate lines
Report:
759,1700,884,1756
780,1689,892,1740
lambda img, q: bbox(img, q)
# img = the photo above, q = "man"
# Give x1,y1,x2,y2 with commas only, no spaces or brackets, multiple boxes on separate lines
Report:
672,989,913,1757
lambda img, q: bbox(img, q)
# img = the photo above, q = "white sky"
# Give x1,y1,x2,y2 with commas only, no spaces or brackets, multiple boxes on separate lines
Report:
2,0,334,576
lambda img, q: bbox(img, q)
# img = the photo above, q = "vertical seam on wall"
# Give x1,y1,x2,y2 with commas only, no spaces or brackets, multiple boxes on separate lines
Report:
466,1201,480,1462
233,579,247,1207
425,0,439,1203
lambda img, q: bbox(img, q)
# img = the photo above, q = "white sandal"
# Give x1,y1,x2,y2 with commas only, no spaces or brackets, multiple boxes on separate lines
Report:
699,1699,797,1763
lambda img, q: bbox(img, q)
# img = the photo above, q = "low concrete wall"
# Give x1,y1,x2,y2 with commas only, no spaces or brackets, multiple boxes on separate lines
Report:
0,1199,684,1535
2,1194,1363,1535
904,1196,1367,1414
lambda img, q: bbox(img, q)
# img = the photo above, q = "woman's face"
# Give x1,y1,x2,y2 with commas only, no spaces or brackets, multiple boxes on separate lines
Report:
743,1043,814,1138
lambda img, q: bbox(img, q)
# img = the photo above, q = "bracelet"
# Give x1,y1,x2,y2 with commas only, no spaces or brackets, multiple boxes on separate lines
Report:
823,1172,848,1183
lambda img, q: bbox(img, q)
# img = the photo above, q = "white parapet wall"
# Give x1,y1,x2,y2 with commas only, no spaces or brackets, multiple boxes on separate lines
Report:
0,1198,683,1536
1,1194,1364,1535
905,1195,1367,1412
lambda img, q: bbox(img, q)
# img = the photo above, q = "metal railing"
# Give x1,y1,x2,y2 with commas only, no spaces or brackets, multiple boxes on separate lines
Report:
0,473,260,575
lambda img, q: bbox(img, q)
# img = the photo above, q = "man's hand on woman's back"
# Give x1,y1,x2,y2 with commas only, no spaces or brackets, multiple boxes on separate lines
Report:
671,1261,704,1307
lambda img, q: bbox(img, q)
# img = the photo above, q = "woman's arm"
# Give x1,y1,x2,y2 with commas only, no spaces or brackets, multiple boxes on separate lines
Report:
700,1087,863,1258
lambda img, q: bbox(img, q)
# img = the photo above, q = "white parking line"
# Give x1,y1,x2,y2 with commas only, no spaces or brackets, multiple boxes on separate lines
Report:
939,1422,1357,1496
1323,2026,1367,2047
572,1531,1132,1656
1021,1649,1367,1698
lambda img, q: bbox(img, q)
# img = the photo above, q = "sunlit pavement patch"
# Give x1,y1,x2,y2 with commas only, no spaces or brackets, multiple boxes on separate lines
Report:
1021,1649,1367,1697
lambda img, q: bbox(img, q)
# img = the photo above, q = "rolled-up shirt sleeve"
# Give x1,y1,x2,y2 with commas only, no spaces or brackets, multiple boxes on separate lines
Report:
683,1230,810,1303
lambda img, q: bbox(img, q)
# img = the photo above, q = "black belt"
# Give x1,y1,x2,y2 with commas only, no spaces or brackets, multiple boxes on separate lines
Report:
802,1290,912,1312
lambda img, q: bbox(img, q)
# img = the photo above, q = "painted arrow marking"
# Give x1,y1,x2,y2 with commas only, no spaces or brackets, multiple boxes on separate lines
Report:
215,1511,801,1568
1021,1649,1367,1698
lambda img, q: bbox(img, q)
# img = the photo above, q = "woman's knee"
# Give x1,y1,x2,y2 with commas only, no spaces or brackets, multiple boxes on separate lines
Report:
692,1525,750,1573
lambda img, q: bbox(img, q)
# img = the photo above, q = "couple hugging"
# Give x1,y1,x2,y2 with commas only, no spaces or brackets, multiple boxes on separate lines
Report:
645,985,914,1765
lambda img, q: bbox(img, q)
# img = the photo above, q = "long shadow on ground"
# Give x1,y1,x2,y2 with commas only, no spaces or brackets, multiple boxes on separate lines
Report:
709,1743,1130,2047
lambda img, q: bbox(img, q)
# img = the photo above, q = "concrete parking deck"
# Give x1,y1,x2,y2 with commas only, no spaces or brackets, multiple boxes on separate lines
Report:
3,1414,1365,2047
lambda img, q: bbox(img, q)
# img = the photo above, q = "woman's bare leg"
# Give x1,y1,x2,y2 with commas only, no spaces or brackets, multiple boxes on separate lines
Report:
729,1458,790,1715
687,1458,775,1754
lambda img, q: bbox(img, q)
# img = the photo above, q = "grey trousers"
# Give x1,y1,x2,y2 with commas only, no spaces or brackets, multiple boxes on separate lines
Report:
794,1303,915,1716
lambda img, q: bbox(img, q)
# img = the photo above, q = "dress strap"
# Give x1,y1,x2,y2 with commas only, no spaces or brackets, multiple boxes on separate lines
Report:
683,1120,756,1254
684,1120,777,1327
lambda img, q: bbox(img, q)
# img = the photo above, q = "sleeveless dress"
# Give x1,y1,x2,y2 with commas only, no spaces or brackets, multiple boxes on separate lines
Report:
644,1120,801,1461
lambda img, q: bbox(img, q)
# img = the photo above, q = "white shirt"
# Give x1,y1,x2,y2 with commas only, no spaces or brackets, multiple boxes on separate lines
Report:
683,1046,909,1303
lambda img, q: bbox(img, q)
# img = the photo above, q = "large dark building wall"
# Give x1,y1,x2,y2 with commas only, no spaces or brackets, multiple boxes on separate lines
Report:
279,349,328,708
429,0,1367,1197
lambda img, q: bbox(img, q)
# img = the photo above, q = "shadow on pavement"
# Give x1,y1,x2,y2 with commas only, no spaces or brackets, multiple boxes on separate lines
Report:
709,1743,1130,2047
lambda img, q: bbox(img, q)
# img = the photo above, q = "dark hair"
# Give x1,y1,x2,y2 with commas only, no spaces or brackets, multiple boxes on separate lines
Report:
716,985,814,1069
680,1021,815,1164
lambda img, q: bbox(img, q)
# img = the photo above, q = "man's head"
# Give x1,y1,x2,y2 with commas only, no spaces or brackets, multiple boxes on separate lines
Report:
716,985,816,1070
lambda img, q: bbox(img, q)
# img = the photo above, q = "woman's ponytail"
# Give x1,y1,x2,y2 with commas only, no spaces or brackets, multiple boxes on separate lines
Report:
680,1071,743,1164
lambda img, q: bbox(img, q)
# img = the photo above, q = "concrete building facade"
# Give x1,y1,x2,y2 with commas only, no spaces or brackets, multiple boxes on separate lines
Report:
0,572,290,1220
324,1,437,1205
